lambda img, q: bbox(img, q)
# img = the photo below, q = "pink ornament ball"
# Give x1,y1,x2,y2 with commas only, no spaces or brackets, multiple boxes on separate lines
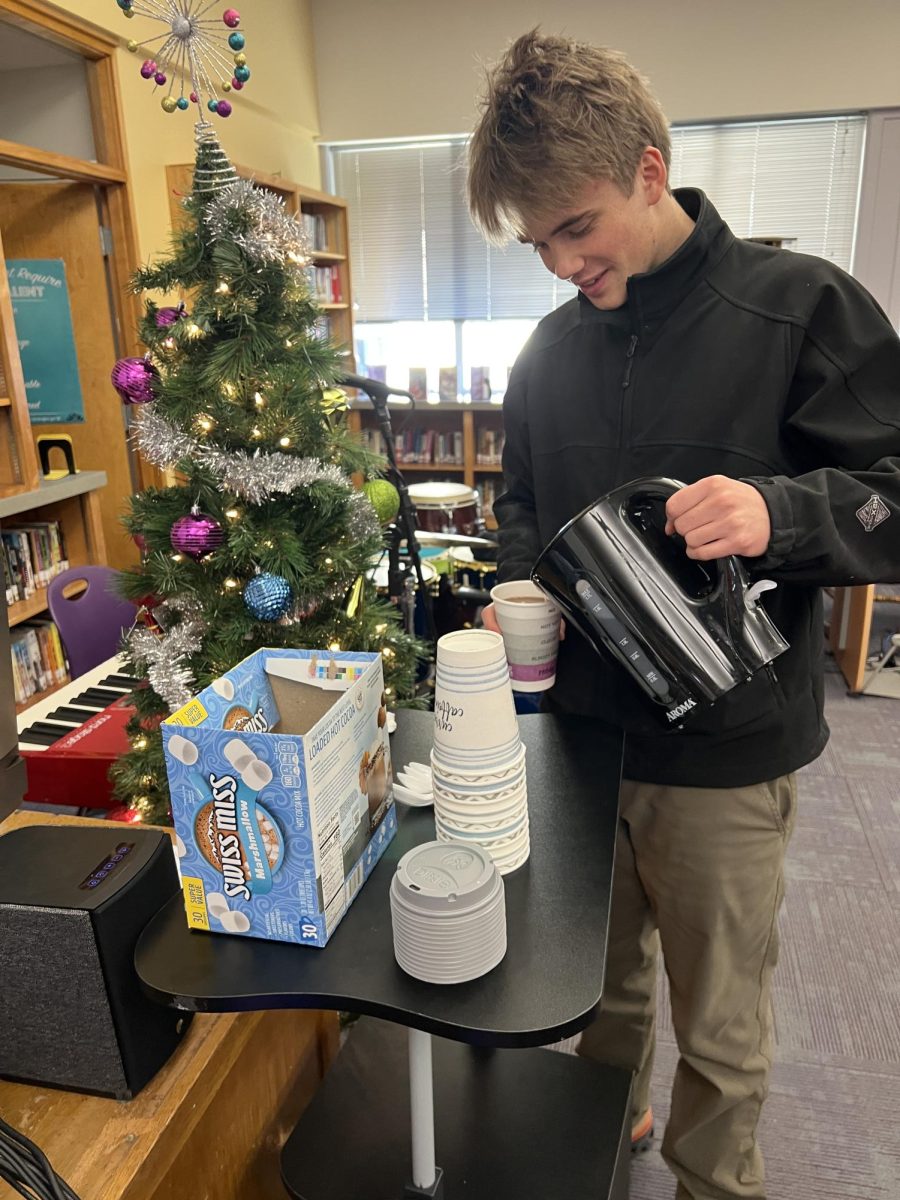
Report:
111,356,159,405
170,512,225,559
190,91,199,104
231,77,244,91
223,8,241,28
154,71,167,85
216,99,233,118
140,60,156,79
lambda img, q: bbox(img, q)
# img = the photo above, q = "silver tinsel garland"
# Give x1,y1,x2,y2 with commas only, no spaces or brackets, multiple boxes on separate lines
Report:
203,179,310,270
127,610,206,712
133,411,379,528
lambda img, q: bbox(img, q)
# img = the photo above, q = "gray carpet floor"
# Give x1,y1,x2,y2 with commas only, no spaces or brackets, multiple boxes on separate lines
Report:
620,666,900,1198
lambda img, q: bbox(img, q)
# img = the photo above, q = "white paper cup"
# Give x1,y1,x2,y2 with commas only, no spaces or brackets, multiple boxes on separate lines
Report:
431,742,526,784
490,581,560,692
433,630,520,757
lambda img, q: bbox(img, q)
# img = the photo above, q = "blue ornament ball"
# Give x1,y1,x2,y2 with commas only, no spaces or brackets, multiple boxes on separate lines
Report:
234,65,250,83
228,31,245,50
243,573,293,621
207,99,219,113
176,96,190,110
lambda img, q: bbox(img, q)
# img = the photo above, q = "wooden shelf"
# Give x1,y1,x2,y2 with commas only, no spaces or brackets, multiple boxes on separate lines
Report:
311,250,346,264
319,302,349,311
474,464,504,473
15,674,72,715
0,396,10,408
0,469,107,517
9,578,87,626
397,462,465,472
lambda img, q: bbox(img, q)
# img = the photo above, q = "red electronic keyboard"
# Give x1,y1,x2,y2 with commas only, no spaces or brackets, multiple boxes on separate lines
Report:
16,655,140,808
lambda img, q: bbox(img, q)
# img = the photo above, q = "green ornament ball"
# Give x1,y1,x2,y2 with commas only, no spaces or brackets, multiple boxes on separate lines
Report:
362,479,401,525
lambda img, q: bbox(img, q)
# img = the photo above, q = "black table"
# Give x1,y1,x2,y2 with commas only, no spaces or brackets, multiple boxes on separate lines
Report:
136,712,630,1200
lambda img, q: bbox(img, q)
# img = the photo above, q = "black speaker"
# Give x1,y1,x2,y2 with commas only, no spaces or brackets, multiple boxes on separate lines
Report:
0,825,193,1100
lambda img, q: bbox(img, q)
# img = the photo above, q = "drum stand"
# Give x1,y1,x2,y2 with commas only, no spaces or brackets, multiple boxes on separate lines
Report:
352,377,436,644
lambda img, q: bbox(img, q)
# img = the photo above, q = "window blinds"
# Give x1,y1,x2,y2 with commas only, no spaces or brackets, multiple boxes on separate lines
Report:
330,115,865,323
669,115,865,266
332,139,576,322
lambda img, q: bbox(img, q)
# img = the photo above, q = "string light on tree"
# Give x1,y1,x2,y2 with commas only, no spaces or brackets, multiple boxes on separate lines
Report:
116,0,250,118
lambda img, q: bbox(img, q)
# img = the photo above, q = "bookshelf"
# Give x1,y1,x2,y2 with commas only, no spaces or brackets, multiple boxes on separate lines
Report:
165,165,354,360
3,471,108,709
346,403,505,528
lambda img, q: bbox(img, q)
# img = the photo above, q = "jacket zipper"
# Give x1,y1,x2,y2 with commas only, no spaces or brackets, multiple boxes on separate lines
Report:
615,334,639,479
622,334,638,388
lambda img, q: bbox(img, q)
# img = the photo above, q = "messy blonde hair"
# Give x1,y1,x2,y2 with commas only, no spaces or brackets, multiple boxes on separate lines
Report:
468,29,671,243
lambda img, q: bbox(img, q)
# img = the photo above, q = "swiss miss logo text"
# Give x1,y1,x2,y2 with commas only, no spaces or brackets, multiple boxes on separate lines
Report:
209,771,250,901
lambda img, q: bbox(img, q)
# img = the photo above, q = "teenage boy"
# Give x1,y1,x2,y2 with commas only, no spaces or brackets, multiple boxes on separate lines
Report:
468,29,900,1200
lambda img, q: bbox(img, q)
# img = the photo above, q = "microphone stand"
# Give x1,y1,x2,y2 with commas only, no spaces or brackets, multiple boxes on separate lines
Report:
348,378,436,644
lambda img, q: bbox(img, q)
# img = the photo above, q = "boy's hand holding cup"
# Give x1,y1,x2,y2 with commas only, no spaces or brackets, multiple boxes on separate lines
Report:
486,580,563,692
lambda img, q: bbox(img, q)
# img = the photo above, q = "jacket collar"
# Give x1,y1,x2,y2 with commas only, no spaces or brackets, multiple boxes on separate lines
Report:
578,188,735,330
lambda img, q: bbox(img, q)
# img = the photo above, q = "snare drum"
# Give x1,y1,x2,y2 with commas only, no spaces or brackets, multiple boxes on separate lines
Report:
408,481,482,537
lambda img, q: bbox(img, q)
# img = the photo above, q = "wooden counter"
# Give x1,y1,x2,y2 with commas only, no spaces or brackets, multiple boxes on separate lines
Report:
0,810,340,1200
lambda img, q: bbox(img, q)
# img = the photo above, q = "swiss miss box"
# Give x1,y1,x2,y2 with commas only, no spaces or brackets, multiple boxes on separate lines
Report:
161,647,396,947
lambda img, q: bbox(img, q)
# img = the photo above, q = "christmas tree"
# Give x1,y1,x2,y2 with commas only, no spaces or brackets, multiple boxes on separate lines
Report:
110,125,419,824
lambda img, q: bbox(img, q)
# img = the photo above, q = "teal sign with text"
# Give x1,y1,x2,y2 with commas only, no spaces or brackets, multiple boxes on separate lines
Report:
6,259,85,424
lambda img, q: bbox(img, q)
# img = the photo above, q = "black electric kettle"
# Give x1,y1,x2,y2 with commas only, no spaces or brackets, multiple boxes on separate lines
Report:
531,477,789,727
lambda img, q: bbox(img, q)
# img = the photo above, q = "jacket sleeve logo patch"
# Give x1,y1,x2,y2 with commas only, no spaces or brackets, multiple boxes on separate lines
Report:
856,493,890,532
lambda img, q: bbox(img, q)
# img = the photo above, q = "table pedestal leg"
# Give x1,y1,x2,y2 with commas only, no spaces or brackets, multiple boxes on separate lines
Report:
403,1028,444,1198
280,1018,631,1200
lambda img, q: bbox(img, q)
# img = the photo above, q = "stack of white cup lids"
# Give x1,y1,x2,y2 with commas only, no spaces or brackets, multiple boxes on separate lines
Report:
390,840,507,985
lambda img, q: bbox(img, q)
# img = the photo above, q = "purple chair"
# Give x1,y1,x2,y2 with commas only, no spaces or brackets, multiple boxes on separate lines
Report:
47,565,138,679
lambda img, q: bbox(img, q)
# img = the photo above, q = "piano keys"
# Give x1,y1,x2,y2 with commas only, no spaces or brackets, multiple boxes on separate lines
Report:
17,655,141,808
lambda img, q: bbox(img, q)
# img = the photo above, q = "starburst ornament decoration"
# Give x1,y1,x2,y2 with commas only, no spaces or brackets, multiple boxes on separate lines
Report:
115,0,250,118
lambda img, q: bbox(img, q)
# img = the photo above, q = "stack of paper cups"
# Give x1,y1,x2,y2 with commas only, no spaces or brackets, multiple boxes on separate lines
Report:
431,629,529,874
390,840,506,984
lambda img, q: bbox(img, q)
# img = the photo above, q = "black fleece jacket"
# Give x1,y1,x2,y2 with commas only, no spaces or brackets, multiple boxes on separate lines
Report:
496,188,900,787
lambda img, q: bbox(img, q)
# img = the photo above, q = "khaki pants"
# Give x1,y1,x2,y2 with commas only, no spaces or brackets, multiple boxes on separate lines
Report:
578,775,797,1200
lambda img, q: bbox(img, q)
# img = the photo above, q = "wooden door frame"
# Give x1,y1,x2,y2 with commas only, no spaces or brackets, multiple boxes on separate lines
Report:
0,0,158,489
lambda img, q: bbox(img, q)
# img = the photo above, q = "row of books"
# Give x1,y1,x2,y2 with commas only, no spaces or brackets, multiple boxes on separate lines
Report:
475,428,505,465
360,366,499,404
3,521,69,605
360,428,465,465
305,265,343,305
300,212,330,253
11,619,69,706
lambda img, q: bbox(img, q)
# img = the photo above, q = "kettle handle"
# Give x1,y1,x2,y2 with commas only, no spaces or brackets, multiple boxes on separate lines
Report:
614,476,686,506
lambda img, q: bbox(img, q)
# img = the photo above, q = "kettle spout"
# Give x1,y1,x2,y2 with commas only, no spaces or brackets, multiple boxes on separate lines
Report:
745,579,777,606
